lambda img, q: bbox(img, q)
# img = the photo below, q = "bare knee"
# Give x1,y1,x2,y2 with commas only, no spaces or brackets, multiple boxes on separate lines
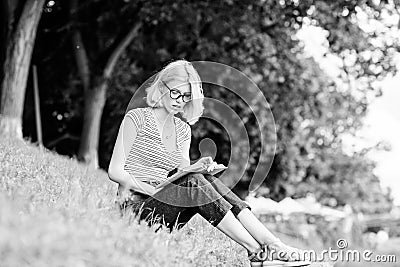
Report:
202,173,217,182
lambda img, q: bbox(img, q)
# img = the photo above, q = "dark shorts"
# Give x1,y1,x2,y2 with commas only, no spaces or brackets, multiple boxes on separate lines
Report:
118,173,250,232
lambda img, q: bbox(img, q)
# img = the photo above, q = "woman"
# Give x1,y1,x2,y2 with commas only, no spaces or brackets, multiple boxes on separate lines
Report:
108,60,310,266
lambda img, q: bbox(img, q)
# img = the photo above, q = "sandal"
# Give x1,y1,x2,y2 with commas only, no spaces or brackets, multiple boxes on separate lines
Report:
248,241,311,267
248,249,286,266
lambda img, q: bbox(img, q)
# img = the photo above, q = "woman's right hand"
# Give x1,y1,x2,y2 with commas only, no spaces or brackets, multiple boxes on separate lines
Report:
117,179,159,202
117,182,135,204
191,156,215,172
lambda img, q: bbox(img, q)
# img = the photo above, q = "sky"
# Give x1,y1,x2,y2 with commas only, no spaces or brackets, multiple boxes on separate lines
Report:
297,21,400,206
363,74,400,205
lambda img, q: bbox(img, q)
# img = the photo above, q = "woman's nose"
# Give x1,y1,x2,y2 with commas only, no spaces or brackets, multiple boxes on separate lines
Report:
175,96,183,103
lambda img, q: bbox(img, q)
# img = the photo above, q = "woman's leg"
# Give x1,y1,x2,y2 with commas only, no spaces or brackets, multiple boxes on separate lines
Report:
137,173,260,252
216,211,260,253
202,174,252,216
236,208,281,244
201,174,305,260
202,174,281,244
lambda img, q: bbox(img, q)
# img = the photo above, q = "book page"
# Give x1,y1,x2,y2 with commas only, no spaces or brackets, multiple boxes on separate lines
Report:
155,164,227,189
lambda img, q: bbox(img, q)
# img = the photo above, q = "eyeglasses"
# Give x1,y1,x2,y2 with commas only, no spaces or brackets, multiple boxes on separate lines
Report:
162,81,192,103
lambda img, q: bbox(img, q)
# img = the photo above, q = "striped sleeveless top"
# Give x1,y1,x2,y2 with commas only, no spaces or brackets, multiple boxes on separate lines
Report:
123,107,191,186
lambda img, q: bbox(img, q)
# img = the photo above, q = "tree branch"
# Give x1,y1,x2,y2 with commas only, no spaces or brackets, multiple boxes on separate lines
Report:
103,22,142,79
46,132,80,148
70,0,90,91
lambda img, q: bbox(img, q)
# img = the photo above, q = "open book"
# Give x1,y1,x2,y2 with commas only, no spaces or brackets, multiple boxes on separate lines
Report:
155,163,227,189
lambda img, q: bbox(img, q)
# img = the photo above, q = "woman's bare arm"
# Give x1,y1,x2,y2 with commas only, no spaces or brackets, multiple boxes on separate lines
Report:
108,116,156,196
177,137,191,170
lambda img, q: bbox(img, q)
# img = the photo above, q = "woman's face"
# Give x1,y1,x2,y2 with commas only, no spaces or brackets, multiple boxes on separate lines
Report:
160,80,191,114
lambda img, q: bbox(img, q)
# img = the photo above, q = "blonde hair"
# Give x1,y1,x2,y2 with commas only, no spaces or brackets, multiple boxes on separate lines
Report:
145,60,204,125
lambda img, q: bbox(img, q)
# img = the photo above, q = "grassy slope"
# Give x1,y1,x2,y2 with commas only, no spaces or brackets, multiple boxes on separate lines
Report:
0,137,248,266
0,137,334,267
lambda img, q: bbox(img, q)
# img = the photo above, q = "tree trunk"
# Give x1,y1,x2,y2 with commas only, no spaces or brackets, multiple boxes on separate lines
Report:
77,23,141,168
70,0,90,91
0,0,46,138
77,81,107,168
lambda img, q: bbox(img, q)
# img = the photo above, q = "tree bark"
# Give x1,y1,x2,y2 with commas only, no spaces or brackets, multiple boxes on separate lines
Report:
70,0,90,91
0,0,46,138
77,22,142,168
77,80,106,168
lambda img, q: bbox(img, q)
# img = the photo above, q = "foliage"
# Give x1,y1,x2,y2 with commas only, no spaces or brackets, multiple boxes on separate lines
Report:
27,0,399,213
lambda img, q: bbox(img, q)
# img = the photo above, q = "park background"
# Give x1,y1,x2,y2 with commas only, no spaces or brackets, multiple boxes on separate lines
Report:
1,0,400,266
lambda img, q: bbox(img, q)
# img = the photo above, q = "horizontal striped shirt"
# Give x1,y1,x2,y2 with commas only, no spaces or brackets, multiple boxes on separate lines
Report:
124,107,191,186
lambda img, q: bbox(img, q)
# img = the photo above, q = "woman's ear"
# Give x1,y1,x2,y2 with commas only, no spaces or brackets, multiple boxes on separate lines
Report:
154,82,165,108
158,82,164,93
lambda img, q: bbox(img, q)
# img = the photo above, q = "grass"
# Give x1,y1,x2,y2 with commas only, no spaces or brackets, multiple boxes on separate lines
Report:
0,136,338,266
0,136,249,266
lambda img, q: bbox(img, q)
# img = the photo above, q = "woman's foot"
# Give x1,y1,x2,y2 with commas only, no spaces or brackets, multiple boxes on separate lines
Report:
248,240,311,266
248,249,287,266
266,240,305,261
